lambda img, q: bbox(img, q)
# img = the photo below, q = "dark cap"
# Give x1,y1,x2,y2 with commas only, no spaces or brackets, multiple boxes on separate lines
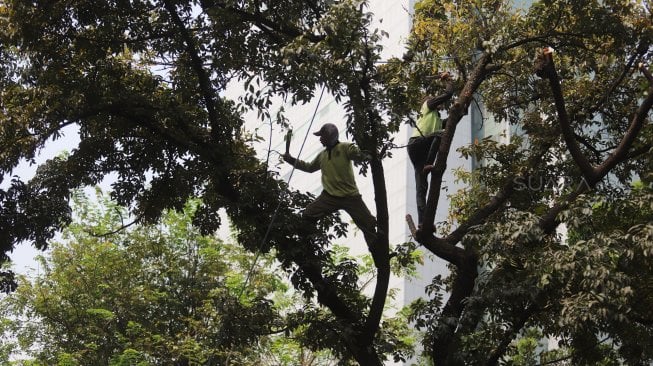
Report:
313,123,339,137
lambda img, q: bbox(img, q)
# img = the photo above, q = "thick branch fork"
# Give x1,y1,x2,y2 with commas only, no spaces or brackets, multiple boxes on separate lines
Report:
414,48,652,364
535,48,653,186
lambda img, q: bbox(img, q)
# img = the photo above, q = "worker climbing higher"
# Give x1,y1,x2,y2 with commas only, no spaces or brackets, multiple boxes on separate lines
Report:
408,71,454,228
283,123,378,251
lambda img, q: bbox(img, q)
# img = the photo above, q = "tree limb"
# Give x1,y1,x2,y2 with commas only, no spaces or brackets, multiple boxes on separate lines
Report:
208,1,325,43
586,48,645,118
430,249,478,364
422,52,493,234
595,63,653,177
484,303,539,366
535,47,597,182
446,176,516,245
364,158,391,342
163,1,222,136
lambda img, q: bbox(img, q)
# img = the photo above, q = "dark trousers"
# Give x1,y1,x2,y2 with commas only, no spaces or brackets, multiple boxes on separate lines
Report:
304,191,377,248
407,134,441,224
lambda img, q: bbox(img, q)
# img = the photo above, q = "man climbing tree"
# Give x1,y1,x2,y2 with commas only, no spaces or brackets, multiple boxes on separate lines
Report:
283,123,379,256
407,71,454,228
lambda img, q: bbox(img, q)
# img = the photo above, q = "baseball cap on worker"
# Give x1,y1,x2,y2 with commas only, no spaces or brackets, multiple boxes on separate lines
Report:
313,123,339,137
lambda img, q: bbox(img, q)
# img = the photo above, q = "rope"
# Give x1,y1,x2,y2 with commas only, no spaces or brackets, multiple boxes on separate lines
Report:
238,84,327,298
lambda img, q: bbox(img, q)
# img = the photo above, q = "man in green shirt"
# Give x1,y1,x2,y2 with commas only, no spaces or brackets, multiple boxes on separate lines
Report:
283,123,378,249
408,72,454,227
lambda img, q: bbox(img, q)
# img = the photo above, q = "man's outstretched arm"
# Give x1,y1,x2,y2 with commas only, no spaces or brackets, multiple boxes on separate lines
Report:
284,152,321,173
423,73,455,169
283,152,297,165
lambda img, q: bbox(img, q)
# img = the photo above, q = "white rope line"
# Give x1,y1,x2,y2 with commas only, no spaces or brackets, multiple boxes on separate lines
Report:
238,85,327,298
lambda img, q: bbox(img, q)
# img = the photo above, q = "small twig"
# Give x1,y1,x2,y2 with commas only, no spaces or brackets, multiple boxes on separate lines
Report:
88,213,145,237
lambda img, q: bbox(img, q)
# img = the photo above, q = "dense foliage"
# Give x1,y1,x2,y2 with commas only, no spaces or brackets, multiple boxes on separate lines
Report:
0,0,401,363
384,0,653,364
1,0,652,364
1,192,344,365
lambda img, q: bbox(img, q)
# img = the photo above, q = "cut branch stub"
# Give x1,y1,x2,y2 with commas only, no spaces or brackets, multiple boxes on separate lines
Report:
640,63,653,83
534,47,555,79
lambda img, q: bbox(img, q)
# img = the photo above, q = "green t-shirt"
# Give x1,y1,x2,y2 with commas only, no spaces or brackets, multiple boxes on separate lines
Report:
411,101,443,138
293,142,363,197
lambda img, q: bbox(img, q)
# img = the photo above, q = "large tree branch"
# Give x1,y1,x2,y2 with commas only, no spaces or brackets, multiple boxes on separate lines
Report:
422,52,494,235
535,54,653,232
537,53,653,187
484,303,539,366
412,58,495,360
206,0,325,43
364,158,391,342
446,176,516,245
345,42,391,343
163,1,222,135
535,48,597,182
594,63,653,175
430,249,478,365
424,236,468,266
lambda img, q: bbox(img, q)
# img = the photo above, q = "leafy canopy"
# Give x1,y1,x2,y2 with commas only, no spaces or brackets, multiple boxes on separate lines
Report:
1,191,345,365
1,0,653,364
